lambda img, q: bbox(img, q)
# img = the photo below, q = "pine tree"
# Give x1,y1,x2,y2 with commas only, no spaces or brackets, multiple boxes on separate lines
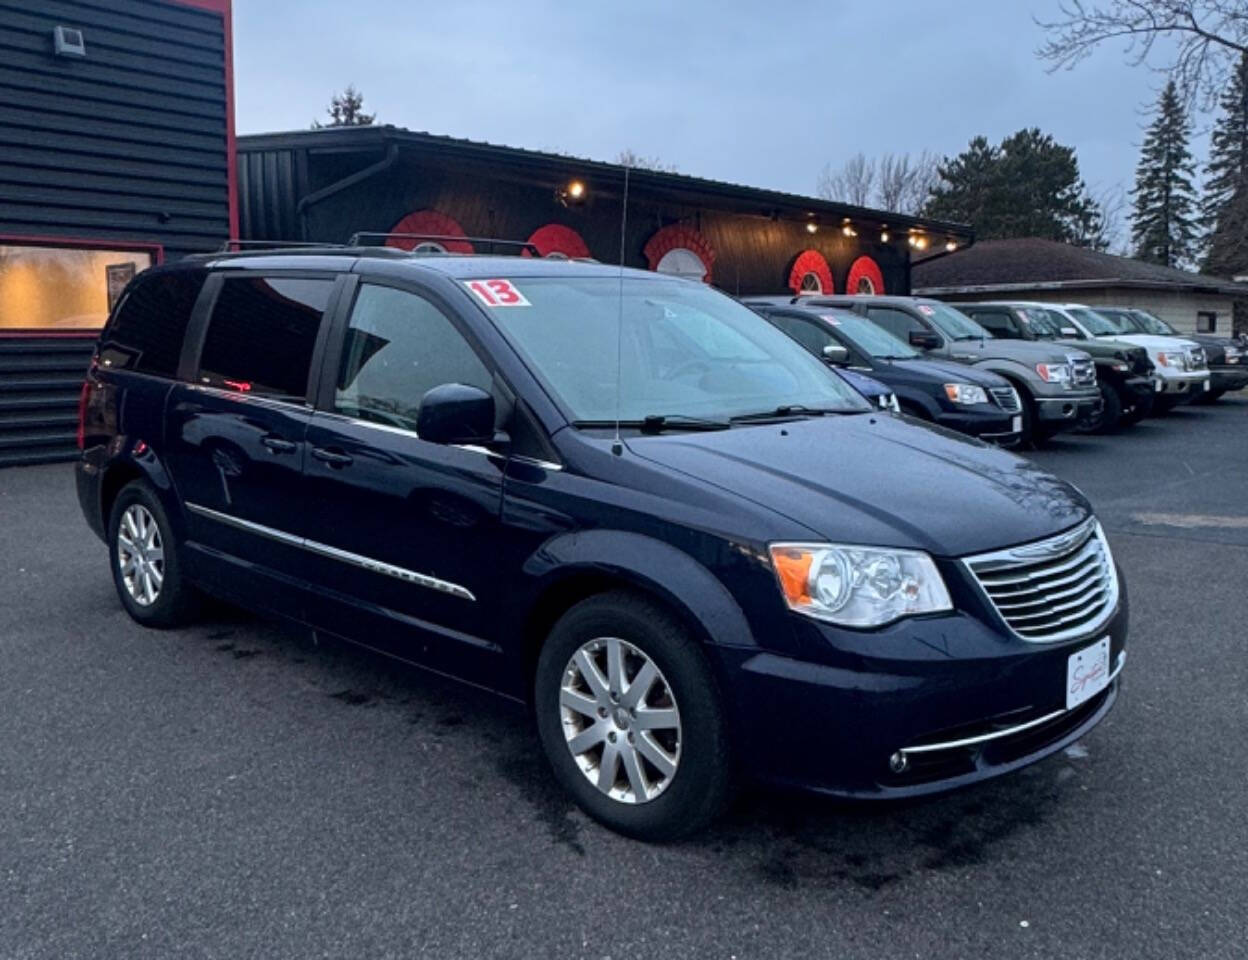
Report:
1202,54,1248,278
1130,81,1199,268
923,129,1102,244
313,85,375,129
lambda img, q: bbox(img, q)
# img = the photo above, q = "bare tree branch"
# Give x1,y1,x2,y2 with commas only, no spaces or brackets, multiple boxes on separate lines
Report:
1036,1,1248,109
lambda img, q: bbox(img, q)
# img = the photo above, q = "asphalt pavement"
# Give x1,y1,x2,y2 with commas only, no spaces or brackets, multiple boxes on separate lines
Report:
2,398,1245,959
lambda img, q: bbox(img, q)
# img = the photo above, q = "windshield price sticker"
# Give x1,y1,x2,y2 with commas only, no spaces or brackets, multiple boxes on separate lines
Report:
465,279,530,307
819,314,841,325
917,305,935,316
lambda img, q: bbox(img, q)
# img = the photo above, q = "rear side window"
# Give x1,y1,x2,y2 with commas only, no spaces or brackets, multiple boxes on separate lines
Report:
769,314,840,357
969,310,1016,336
197,276,333,401
98,270,206,377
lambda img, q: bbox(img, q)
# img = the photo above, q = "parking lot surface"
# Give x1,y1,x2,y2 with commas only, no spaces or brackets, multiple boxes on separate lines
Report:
2,399,1246,960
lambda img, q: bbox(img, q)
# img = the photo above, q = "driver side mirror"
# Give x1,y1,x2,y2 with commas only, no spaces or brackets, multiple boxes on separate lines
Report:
417,383,496,445
821,343,850,365
1060,326,1080,338
908,329,942,350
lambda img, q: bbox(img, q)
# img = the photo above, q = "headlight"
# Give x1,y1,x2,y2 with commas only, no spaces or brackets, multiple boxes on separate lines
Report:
943,383,989,405
1156,351,1186,368
769,543,953,628
1035,362,1071,383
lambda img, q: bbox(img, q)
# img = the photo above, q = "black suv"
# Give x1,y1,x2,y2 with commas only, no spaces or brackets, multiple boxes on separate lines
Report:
746,299,1023,444
76,247,1128,840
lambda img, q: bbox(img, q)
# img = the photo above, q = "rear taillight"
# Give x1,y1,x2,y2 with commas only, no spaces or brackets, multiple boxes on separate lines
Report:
76,379,91,450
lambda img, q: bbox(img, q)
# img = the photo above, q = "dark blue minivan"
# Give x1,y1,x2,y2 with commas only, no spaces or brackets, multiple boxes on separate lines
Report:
76,247,1128,840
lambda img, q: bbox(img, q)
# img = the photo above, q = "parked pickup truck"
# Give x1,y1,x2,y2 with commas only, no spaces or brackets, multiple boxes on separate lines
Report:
803,295,1101,444
953,301,1154,432
747,299,1022,445
1041,304,1210,411
1096,306,1248,404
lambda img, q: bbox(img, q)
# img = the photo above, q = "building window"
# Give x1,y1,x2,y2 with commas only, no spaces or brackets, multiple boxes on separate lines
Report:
0,242,156,332
798,272,823,294
412,241,447,254
1197,311,1217,332
655,247,709,280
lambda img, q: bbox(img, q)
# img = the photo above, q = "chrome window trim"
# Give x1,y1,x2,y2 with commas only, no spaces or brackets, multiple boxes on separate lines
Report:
961,518,1119,644
311,411,564,471
185,502,476,601
899,651,1124,756
186,382,311,412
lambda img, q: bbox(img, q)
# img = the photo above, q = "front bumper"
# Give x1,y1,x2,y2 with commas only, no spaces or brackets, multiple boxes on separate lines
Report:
714,588,1128,798
1153,370,1209,395
934,408,1021,446
1210,366,1248,393
1034,390,1102,430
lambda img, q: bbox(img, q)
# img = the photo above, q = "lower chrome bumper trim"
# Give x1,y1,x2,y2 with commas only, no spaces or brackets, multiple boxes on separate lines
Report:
899,650,1125,756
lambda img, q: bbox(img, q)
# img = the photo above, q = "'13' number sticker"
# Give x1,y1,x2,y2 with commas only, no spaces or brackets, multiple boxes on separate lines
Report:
465,279,531,307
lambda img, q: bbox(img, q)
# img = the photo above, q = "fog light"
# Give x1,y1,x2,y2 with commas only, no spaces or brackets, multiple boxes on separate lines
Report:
889,751,908,773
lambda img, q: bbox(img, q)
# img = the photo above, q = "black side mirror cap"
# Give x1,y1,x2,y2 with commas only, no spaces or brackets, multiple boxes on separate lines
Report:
908,330,942,350
821,343,850,365
416,383,496,445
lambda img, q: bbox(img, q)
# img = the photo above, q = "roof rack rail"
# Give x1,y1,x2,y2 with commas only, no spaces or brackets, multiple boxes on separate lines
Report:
348,232,541,256
217,239,345,252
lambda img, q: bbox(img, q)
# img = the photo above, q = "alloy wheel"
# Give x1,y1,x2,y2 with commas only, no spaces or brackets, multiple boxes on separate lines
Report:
559,637,682,804
117,504,164,606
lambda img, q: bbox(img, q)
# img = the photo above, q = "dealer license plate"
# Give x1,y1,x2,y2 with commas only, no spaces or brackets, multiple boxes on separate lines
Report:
1012,415,1022,433
1066,637,1111,710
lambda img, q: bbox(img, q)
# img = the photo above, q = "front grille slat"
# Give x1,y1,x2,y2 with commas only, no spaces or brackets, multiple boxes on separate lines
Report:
963,518,1118,644
989,386,1021,413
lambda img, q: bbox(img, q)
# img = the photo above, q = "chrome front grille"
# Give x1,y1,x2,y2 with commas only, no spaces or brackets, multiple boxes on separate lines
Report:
1069,355,1097,387
963,518,1118,643
990,386,1021,413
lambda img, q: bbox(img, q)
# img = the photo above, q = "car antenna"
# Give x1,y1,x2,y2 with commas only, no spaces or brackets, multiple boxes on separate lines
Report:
612,162,630,456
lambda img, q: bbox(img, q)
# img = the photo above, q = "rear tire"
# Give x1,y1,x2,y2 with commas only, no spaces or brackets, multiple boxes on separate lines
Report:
534,591,732,841
108,481,200,628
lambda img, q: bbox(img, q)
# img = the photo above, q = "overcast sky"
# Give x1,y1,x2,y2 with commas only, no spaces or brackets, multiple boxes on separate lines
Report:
233,0,1210,210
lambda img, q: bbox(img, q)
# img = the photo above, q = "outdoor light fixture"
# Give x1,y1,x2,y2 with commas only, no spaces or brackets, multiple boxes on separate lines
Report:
841,220,857,238
880,230,890,243
909,233,928,250
805,221,819,234
945,240,958,252
555,179,587,207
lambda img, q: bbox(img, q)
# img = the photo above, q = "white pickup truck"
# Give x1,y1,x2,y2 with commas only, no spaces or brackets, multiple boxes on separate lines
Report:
1043,303,1210,409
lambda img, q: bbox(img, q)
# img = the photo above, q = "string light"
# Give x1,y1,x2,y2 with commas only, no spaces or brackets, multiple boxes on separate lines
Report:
805,221,819,234
945,240,958,253
880,230,890,243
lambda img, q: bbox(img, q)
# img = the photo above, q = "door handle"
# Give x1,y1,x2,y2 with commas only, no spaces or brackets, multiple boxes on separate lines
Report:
311,446,353,467
261,435,298,454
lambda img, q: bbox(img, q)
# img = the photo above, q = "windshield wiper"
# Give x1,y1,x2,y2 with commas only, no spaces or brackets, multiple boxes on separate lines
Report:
638,414,731,433
730,404,841,422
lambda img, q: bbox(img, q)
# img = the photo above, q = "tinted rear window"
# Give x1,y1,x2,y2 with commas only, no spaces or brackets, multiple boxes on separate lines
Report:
197,276,333,401
98,269,206,377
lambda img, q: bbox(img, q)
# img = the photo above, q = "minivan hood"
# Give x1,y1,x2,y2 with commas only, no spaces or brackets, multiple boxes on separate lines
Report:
948,338,1079,365
625,414,1089,557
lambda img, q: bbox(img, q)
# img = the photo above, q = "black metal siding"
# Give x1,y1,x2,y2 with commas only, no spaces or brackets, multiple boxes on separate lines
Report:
0,0,230,259
0,0,231,467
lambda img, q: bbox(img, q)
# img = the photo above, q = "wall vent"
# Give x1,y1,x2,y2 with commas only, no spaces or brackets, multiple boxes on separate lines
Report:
53,25,87,58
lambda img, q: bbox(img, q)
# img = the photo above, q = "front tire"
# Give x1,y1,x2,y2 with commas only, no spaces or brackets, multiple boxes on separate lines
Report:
1092,381,1124,433
534,592,732,841
108,481,200,628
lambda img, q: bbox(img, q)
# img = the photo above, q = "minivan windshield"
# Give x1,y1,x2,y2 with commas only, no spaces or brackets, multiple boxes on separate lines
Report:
1069,307,1126,336
482,275,872,423
820,311,919,359
919,302,993,341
